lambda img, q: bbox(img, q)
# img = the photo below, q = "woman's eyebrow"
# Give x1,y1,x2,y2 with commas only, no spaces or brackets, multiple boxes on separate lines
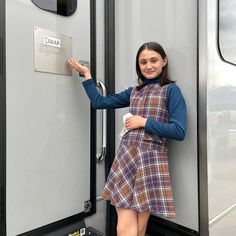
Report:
140,57,157,61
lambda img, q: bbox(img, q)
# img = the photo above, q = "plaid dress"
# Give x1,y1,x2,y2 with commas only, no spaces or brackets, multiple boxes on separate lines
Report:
102,83,175,218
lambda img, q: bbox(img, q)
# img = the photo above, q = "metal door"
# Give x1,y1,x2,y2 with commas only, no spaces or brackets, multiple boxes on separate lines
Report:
207,0,236,235
0,0,107,235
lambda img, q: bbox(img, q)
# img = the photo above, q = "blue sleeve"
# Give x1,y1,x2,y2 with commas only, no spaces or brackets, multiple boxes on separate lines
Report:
144,83,186,141
82,78,132,109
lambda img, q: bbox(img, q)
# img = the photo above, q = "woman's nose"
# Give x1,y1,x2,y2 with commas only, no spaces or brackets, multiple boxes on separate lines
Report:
146,61,152,69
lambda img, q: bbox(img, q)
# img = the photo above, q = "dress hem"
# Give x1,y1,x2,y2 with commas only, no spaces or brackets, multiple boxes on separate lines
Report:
102,195,176,218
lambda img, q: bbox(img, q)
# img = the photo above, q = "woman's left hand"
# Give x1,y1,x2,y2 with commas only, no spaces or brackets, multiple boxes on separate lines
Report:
125,115,147,130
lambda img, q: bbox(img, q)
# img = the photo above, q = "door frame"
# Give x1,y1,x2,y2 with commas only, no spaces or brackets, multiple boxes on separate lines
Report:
104,0,117,235
0,0,6,235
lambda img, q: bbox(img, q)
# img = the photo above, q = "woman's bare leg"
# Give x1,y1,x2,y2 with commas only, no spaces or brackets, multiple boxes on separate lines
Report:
116,208,138,236
137,211,150,236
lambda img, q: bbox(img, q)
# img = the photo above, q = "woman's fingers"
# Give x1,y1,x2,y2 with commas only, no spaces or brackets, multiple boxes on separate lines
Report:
71,58,79,68
125,117,132,129
125,116,147,129
67,58,89,74
67,58,77,70
67,58,91,79
69,58,80,71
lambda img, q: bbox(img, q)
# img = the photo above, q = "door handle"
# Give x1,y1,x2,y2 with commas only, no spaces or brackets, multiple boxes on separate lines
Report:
96,80,107,163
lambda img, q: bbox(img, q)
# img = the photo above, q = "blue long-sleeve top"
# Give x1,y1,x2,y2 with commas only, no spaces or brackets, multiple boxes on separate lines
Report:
82,78,186,141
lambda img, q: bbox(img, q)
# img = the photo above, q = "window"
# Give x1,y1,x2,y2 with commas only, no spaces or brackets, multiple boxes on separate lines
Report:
31,0,77,17
218,0,236,65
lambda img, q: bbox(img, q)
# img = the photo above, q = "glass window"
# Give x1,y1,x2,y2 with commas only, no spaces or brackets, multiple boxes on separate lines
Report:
219,0,236,65
31,0,77,17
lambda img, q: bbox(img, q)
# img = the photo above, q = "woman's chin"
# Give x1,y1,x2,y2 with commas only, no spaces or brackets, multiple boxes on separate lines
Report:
145,75,157,79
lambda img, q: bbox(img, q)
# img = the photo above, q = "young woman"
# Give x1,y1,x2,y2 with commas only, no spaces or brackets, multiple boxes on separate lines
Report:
67,42,186,236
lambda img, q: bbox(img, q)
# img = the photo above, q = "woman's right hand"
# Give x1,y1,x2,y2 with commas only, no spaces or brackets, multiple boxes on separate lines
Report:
67,58,92,80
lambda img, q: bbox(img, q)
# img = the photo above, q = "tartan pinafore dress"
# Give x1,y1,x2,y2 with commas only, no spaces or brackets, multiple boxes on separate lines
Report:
102,83,175,218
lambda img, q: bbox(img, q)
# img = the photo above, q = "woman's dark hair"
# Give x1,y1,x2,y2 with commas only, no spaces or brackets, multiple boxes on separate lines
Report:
136,42,175,89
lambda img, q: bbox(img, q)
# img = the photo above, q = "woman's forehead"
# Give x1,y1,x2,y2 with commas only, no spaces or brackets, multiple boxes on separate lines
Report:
139,49,161,59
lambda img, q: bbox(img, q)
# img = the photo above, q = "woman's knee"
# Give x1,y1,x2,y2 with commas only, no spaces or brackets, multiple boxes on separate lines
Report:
137,211,150,236
117,222,137,235
137,224,147,236
116,208,138,236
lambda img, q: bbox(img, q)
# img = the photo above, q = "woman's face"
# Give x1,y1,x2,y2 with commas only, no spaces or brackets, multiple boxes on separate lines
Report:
138,49,167,79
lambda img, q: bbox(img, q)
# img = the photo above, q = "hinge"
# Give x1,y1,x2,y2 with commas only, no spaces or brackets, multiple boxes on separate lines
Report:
84,200,92,213
0,184,3,218
0,37,3,77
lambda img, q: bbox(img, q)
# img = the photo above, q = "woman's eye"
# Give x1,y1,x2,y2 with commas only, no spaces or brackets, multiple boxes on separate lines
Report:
139,61,147,65
150,58,158,63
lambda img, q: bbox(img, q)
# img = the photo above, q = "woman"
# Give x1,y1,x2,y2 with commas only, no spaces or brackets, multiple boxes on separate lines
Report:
67,42,186,236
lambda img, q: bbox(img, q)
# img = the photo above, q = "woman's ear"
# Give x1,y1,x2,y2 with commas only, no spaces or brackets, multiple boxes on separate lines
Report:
163,57,168,67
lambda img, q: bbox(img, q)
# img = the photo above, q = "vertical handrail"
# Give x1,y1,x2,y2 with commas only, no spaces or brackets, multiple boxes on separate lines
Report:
96,80,107,163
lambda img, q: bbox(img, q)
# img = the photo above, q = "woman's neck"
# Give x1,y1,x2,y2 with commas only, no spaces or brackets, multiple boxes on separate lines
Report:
143,77,160,84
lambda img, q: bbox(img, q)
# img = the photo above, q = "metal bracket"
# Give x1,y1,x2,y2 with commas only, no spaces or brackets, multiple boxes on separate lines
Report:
84,200,92,213
96,195,104,202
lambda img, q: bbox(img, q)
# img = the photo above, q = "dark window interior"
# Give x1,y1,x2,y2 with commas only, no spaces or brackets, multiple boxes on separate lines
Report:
31,0,77,17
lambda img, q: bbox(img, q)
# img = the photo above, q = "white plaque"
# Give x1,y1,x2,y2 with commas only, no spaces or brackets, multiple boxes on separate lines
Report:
34,27,72,75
